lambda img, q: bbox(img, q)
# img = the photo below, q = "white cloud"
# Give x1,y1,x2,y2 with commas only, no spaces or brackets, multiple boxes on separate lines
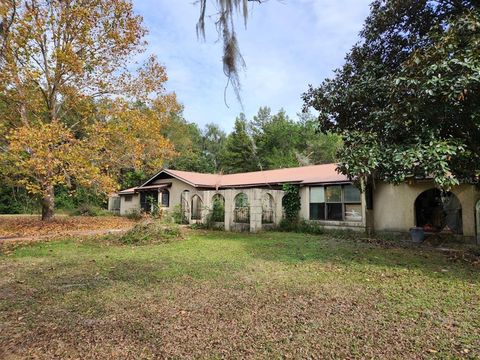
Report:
134,0,371,131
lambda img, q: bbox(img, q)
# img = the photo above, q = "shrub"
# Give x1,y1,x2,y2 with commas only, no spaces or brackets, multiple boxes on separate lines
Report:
125,209,142,221
116,221,182,245
170,205,184,224
282,184,301,223
278,218,325,235
203,198,225,229
71,204,110,216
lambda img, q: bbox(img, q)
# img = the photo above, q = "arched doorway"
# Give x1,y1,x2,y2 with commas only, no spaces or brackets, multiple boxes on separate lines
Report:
180,190,190,224
191,195,203,220
414,189,462,234
234,193,249,223
211,194,225,223
262,193,274,224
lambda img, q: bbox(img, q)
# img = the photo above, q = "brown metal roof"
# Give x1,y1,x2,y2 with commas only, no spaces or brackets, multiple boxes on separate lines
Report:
118,187,136,195
140,163,349,189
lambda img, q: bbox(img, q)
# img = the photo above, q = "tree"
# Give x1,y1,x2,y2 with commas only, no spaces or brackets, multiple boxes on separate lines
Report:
251,108,303,169
202,123,227,172
297,112,342,165
303,0,480,189
0,0,178,219
222,115,260,173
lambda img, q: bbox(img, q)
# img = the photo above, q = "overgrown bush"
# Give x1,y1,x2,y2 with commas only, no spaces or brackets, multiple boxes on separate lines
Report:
203,197,225,229
71,204,110,217
278,219,325,235
0,185,39,214
282,184,301,223
115,221,182,245
170,205,184,224
125,209,142,220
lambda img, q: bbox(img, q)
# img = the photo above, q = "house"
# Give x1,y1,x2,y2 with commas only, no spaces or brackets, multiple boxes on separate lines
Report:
108,163,480,242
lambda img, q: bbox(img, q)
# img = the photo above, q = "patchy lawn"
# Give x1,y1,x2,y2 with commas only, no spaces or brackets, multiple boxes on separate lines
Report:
0,230,479,359
0,215,137,239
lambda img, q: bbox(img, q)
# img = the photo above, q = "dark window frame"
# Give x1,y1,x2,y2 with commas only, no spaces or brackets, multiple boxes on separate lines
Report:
124,195,133,202
309,184,361,221
161,190,170,207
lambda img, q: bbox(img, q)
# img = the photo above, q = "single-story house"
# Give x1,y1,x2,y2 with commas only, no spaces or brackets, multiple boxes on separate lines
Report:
108,163,480,243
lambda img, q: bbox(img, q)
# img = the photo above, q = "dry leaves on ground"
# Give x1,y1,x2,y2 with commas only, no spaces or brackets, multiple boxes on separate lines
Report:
0,216,137,238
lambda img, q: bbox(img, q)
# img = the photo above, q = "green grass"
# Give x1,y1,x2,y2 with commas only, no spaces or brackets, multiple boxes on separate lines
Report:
1,230,479,359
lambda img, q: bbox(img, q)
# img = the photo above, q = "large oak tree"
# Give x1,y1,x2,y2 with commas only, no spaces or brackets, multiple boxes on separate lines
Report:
0,0,178,219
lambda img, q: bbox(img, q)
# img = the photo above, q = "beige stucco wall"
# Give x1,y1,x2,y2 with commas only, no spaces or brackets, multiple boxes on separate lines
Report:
152,177,198,211
299,186,309,220
201,188,285,232
120,194,140,216
373,181,480,238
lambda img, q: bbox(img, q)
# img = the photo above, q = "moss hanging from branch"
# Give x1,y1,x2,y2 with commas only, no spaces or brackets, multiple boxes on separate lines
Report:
196,0,264,106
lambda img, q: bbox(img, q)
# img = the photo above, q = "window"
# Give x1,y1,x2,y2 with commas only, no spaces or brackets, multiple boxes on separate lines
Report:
309,184,362,222
124,195,132,202
161,190,170,207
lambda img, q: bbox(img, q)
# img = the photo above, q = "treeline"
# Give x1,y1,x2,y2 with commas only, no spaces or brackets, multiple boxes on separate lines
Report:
164,107,342,175
0,106,341,214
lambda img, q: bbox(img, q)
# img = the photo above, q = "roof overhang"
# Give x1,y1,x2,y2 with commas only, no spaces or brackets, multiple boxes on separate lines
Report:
134,183,171,192
117,183,171,196
141,169,200,188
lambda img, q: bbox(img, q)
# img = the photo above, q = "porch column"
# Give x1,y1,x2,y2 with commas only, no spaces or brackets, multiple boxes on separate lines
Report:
224,190,233,231
250,189,262,232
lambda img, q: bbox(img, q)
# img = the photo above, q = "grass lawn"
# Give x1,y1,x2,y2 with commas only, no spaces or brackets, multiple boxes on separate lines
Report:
1,229,479,359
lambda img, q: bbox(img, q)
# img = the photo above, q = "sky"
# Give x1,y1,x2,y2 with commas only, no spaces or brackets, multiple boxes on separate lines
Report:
133,0,372,132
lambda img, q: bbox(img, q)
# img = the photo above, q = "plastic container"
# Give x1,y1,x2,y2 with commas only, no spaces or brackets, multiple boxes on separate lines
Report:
409,227,425,243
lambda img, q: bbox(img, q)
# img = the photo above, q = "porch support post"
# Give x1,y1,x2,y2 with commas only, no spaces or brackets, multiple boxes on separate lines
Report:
250,189,262,232
224,190,233,231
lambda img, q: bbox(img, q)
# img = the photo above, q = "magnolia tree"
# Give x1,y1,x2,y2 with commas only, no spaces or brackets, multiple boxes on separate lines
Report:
303,0,480,190
0,0,179,219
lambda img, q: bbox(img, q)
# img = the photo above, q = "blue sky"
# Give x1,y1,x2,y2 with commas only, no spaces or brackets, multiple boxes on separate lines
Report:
133,0,372,131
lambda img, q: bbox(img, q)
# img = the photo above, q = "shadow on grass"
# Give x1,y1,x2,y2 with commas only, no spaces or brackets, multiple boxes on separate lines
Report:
195,231,480,283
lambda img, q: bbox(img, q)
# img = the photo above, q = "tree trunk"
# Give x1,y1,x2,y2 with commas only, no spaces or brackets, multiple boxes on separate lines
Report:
41,186,55,221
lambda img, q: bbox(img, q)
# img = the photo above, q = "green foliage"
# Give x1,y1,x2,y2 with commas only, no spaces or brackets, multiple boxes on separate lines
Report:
115,221,182,245
169,205,184,224
70,204,111,217
222,115,260,173
303,0,480,189
125,209,142,221
278,218,325,235
119,170,149,190
0,185,39,214
164,115,228,173
204,196,226,229
281,184,301,223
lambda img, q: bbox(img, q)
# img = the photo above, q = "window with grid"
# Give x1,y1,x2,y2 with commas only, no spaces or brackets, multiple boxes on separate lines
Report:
309,184,362,221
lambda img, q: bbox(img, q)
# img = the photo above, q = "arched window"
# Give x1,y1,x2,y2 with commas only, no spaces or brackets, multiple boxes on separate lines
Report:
191,195,203,220
234,193,249,223
161,189,170,207
262,193,274,224
415,189,462,234
211,194,225,222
